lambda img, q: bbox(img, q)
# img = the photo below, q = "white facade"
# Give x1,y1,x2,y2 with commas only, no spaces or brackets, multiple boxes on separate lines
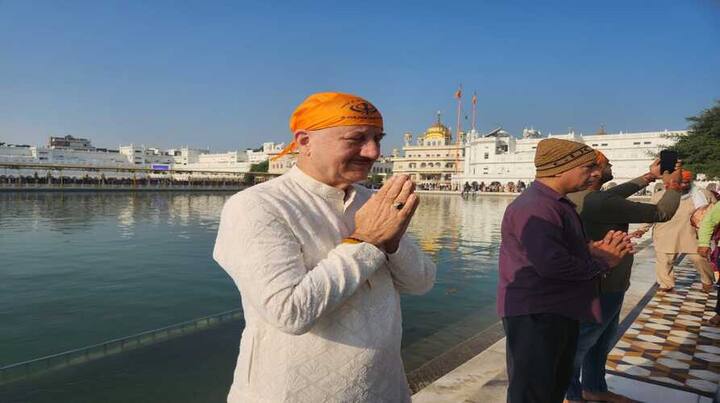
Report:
391,115,464,190
267,149,297,174
184,150,251,173
459,129,683,190
0,144,132,166
119,144,175,166
1,139,252,173
0,145,33,160
247,142,285,165
370,156,393,177
48,148,134,165
166,147,209,166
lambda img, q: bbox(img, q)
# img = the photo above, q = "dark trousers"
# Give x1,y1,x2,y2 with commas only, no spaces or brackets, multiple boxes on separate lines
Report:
503,313,580,403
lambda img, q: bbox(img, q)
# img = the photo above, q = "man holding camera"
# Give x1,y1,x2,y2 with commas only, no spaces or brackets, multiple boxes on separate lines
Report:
565,155,683,403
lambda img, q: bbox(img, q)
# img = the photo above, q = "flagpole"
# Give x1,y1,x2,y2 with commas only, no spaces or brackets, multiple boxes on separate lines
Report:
454,85,463,183
471,91,477,132
455,85,462,145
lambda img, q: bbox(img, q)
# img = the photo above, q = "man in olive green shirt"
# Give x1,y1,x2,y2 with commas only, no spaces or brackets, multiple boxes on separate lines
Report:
566,155,683,403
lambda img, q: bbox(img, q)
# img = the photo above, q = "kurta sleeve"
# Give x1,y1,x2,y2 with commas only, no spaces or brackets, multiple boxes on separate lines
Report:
386,235,436,295
213,195,387,335
698,203,720,247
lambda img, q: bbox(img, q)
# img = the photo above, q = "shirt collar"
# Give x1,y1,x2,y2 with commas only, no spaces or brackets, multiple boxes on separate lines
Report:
287,166,356,204
531,180,576,207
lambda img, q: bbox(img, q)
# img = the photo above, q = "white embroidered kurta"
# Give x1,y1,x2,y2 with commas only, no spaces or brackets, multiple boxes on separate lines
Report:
213,167,436,403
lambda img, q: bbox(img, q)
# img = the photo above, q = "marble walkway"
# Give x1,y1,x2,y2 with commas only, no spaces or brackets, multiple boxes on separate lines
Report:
413,242,719,403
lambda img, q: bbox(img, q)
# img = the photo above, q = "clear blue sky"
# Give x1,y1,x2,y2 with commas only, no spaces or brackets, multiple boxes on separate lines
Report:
1,0,718,152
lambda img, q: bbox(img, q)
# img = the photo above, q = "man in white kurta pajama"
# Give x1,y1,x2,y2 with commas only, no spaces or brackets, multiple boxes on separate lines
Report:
213,92,436,402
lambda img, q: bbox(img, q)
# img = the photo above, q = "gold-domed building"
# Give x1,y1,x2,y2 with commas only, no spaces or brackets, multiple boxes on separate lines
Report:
392,112,464,190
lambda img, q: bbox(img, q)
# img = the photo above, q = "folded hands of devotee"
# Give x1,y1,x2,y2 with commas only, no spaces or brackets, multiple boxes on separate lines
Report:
351,174,419,253
589,230,635,268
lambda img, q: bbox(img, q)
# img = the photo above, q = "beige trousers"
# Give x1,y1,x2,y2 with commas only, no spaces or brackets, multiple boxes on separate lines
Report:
655,252,715,288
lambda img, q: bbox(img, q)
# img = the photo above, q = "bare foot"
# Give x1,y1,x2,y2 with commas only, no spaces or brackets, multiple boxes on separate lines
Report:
708,315,720,326
702,284,714,292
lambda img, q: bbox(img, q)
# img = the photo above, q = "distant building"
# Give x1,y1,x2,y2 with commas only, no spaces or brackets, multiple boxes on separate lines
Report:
187,150,251,173
459,128,683,192
49,135,94,150
369,156,393,182
267,144,296,175
247,142,284,165
165,147,210,166
391,113,464,190
119,144,175,165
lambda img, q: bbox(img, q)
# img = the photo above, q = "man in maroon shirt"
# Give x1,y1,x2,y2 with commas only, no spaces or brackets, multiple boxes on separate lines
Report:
497,138,633,403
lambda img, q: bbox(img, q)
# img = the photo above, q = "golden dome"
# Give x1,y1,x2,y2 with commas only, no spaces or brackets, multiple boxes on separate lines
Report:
423,112,452,142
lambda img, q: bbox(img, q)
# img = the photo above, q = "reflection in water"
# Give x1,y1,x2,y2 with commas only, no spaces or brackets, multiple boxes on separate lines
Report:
409,194,512,257
0,191,239,365
399,194,513,369
0,192,228,235
0,191,514,374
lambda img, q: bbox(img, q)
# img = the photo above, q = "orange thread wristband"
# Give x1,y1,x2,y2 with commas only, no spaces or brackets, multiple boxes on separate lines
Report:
342,237,364,245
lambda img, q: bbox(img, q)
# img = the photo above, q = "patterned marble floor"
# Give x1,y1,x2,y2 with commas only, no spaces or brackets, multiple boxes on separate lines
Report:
607,259,720,397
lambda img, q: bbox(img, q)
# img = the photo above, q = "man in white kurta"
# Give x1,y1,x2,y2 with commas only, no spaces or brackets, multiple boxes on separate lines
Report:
213,92,436,402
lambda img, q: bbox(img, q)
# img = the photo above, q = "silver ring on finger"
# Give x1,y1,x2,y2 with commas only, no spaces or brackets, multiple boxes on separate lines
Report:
392,201,405,210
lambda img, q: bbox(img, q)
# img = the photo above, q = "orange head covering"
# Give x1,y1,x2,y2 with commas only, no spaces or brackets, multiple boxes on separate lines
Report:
595,150,609,168
682,169,694,182
272,92,383,160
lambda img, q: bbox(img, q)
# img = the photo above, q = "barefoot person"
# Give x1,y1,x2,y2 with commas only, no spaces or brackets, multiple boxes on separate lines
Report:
498,139,633,403
635,170,716,291
213,92,436,402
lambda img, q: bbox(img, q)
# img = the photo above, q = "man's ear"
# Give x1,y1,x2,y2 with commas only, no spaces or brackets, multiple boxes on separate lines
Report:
294,131,311,155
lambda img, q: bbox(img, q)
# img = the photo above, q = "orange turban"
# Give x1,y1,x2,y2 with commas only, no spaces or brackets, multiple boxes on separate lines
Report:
595,150,609,167
682,170,693,182
272,92,383,161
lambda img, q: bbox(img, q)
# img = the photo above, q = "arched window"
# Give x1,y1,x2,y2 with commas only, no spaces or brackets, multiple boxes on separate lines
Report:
421,163,426,168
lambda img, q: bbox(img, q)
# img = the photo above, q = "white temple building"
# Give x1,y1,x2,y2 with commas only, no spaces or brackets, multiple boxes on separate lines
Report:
457,127,684,192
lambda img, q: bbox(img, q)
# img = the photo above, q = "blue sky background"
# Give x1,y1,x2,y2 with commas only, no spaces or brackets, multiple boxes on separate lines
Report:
1,0,718,152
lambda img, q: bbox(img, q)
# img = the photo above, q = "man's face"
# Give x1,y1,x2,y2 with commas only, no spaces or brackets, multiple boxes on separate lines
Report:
559,161,601,192
682,177,693,194
600,164,614,184
298,125,384,187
